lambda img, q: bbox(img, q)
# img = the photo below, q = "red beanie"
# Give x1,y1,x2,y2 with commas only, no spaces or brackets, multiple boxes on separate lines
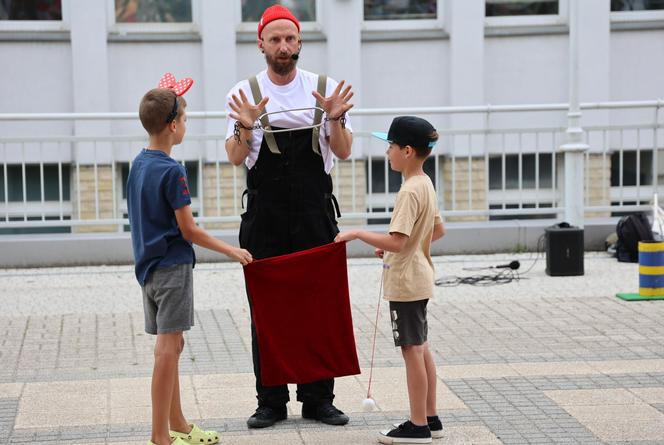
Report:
257,5,300,38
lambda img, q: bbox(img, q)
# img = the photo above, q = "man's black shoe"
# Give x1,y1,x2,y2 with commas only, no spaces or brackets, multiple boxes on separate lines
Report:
301,402,349,425
379,420,432,444
246,405,287,429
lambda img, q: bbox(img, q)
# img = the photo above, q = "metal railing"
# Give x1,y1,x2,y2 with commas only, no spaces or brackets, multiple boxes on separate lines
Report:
0,100,662,233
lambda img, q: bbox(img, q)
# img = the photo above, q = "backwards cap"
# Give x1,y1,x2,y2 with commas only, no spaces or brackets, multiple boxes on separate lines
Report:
257,5,300,38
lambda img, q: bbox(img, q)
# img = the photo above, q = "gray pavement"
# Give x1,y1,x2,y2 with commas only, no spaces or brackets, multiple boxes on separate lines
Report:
1,251,664,444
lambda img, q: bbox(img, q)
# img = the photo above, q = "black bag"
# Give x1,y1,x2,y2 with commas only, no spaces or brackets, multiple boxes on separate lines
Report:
616,213,653,263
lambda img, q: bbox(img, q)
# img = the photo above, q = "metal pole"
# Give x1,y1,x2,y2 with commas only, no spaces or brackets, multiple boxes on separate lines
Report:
561,0,589,228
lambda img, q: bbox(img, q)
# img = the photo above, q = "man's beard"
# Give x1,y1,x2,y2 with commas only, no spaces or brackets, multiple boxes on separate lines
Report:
265,53,297,76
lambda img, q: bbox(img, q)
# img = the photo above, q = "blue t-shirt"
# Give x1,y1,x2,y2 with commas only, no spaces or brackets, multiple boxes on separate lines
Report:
127,149,195,285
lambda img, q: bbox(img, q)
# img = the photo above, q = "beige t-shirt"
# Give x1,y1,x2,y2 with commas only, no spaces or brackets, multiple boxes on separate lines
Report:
383,175,442,302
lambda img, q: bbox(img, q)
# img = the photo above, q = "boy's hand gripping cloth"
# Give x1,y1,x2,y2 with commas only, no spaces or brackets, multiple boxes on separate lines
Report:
243,242,361,386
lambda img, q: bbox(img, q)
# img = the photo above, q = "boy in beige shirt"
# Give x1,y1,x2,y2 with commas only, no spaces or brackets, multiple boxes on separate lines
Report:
335,116,445,444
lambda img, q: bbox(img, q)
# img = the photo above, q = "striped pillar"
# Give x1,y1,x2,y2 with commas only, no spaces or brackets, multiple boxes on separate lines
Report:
638,241,664,297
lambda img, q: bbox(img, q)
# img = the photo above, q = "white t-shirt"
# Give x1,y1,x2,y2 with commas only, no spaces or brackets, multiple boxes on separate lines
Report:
225,68,353,174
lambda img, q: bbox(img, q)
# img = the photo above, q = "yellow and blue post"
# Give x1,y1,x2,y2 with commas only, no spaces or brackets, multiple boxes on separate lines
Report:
638,241,664,297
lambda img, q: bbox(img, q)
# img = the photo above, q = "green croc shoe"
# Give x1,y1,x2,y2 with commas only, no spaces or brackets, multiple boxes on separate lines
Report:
170,424,220,445
148,438,188,445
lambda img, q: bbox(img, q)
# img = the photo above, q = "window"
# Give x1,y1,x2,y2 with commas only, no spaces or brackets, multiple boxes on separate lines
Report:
610,151,653,187
364,0,437,20
0,0,62,20
0,0,68,31
489,203,555,220
0,164,71,202
0,164,72,234
241,0,316,22
108,0,197,34
611,0,664,11
114,0,192,23
489,154,553,190
486,0,558,16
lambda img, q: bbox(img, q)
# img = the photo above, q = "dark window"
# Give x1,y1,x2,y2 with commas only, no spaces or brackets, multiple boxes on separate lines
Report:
489,203,555,221
610,151,653,187
610,201,650,217
364,0,437,20
489,154,553,190
242,0,316,22
115,0,192,23
0,216,71,235
486,0,558,17
0,0,61,20
367,157,437,194
611,0,664,11
0,164,71,202
367,158,402,194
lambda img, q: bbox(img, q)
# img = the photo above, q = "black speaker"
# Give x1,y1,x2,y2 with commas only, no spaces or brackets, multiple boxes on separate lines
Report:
545,223,584,276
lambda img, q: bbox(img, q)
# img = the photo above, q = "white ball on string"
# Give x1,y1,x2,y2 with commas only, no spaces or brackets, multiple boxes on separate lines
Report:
362,397,376,412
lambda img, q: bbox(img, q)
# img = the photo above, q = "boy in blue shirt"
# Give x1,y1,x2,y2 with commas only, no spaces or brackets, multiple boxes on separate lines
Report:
128,79,252,445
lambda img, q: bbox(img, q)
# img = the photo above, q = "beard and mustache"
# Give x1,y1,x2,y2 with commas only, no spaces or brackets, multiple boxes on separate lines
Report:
265,52,298,76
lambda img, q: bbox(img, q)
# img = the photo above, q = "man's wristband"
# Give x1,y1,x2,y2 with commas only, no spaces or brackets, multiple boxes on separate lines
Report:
233,121,258,144
325,113,347,129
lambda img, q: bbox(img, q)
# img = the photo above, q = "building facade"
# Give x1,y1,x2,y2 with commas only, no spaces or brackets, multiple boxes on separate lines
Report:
1,0,663,234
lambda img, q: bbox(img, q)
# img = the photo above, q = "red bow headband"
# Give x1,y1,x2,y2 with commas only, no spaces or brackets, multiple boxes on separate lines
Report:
157,72,194,96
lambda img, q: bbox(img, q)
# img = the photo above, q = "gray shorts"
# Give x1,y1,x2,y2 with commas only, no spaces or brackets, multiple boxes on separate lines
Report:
142,263,194,335
389,299,429,347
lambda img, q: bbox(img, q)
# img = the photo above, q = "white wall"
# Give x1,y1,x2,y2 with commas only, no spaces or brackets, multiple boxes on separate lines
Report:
0,0,663,148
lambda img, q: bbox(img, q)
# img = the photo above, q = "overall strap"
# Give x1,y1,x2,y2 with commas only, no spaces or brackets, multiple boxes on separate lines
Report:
311,74,327,156
248,76,280,154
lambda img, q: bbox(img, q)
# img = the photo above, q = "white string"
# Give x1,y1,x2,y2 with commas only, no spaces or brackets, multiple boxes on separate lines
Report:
366,263,389,399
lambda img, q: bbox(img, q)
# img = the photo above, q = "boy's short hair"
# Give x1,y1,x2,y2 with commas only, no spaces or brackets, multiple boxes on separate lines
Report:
413,130,438,158
139,88,187,135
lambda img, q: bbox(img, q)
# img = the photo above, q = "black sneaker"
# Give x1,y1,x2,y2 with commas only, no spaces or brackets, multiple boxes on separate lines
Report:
379,421,432,444
246,405,287,429
301,401,349,425
393,416,443,439
427,416,444,439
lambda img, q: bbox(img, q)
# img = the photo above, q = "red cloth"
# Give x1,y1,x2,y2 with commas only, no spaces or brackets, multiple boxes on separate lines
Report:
243,242,360,386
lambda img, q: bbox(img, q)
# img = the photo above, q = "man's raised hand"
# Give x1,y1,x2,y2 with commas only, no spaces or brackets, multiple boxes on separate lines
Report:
228,88,269,128
312,80,354,120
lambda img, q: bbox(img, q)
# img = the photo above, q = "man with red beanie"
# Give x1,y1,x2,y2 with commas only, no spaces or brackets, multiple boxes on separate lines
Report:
224,4,354,430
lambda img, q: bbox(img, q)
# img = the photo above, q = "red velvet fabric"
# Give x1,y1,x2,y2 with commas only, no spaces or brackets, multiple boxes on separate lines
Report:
243,242,360,386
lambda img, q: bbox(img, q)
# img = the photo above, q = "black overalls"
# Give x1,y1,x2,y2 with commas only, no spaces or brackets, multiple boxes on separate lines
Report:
240,124,341,409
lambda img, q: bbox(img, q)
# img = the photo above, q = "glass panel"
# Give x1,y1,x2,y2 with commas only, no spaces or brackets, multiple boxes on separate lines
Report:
364,0,437,20
4,164,70,202
0,216,72,235
0,0,62,20
184,161,198,198
115,0,192,23
367,159,401,193
43,164,70,201
611,0,664,11
423,157,436,189
242,0,316,22
489,154,552,190
486,0,558,17
611,151,653,186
